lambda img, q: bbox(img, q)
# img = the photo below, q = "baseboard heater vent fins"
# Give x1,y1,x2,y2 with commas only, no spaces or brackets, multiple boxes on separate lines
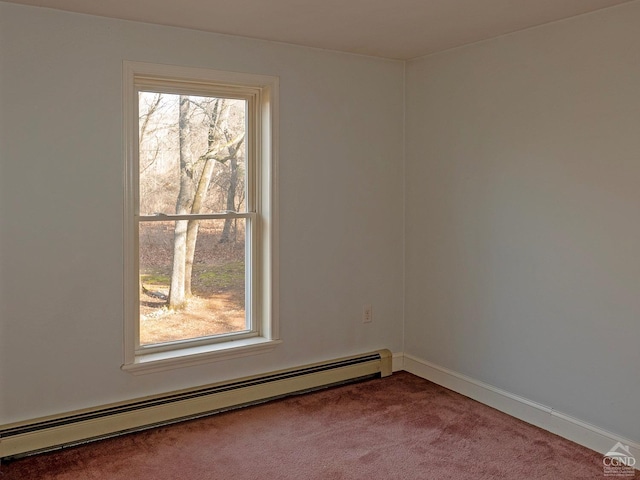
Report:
0,349,392,459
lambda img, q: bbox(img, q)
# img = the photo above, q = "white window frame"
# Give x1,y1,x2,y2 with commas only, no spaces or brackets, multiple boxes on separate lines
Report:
122,61,280,374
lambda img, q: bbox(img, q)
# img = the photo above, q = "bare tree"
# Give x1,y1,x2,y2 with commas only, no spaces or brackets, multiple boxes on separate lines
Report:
219,126,242,244
184,98,222,297
168,95,194,309
167,97,245,308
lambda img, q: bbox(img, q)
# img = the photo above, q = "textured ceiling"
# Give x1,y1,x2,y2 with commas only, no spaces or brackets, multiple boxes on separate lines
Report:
3,0,634,59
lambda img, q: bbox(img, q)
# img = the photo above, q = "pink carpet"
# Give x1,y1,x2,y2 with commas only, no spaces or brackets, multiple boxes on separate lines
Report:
1,372,637,479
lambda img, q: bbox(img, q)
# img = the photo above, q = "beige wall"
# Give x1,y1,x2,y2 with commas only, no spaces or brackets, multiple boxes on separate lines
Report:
405,2,640,442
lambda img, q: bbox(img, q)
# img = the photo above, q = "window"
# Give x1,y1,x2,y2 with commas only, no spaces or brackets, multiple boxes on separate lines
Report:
123,62,279,374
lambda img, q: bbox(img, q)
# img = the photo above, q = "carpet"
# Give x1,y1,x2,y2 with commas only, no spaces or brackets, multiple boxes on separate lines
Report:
1,372,636,479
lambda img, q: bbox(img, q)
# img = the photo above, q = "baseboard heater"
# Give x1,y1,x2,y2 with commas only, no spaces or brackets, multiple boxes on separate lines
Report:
0,349,391,459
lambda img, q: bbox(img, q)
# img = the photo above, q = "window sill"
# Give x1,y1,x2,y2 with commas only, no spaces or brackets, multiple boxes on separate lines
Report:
122,337,282,375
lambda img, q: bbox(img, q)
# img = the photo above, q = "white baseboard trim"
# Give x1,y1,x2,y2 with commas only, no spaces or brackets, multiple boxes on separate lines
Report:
392,351,404,372
401,353,640,461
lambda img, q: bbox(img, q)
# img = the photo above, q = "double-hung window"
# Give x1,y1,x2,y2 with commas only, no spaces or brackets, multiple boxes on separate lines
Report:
123,62,279,373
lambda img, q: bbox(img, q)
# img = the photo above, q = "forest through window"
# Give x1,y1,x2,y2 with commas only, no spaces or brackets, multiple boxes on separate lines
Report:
137,91,251,347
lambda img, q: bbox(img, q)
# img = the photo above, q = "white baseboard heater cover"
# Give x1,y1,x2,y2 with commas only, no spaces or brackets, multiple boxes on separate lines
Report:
0,349,392,459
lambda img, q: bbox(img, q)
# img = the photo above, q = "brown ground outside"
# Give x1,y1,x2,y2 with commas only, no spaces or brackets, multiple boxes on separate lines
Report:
140,290,246,345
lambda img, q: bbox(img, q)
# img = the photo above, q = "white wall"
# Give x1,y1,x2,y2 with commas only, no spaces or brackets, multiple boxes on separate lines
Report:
405,2,640,443
0,2,404,424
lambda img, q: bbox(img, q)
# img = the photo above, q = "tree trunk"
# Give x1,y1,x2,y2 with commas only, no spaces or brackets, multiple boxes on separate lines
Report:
168,98,244,306
184,99,221,296
184,157,217,295
220,133,241,243
168,96,194,309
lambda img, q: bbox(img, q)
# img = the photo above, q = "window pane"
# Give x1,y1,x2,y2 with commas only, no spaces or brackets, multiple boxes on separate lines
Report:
139,219,247,346
138,92,247,215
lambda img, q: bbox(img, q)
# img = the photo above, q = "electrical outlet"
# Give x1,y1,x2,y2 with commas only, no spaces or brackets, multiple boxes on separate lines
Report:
363,304,372,323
